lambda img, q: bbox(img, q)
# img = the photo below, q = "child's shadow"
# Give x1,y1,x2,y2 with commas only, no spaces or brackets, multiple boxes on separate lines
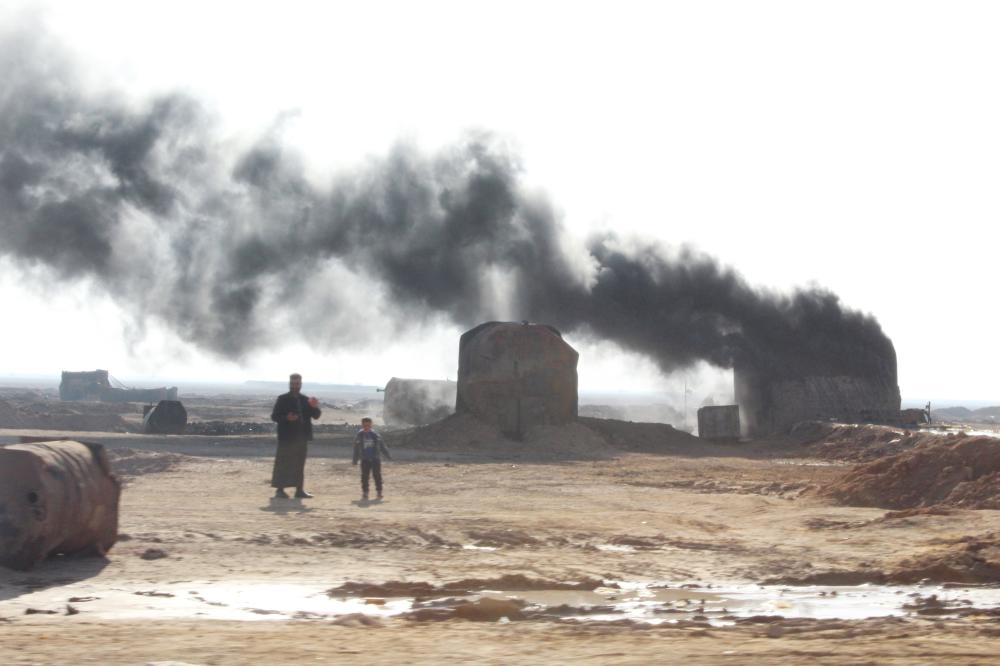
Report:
260,497,314,514
351,498,383,508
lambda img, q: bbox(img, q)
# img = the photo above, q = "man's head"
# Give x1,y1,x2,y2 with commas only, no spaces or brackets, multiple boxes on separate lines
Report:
289,373,302,394
361,417,373,431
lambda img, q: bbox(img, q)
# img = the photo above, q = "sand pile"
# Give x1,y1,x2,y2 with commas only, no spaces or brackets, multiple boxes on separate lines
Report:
791,421,935,462
768,532,1000,585
395,413,703,459
821,435,1000,509
394,413,613,459
39,412,131,431
0,398,132,432
579,417,702,453
890,533,1000,584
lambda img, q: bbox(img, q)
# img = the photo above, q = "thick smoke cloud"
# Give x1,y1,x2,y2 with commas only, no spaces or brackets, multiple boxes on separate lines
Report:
0,25,895,378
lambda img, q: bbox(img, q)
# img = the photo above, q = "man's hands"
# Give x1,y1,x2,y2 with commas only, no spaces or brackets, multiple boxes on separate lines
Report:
308,397,319,409
287,412,299,421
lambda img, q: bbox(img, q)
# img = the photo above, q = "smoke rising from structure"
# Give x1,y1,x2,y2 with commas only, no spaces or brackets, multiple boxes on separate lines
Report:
0,25,896,381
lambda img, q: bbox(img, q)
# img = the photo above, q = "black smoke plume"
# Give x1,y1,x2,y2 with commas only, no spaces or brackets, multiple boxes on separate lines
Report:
0,25,895,380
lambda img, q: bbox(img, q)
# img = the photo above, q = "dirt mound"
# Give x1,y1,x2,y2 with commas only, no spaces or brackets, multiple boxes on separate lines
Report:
890,533,1000,583
40,412,131,431
766,533,1000,585
404,597,527,622
821,435,1000,509
0,399,25,427
394,412,706,460
577,417,702,452
327,574,606,598
394,413,613,459
790,421,936,462
105,448,195,481
0,397,136,432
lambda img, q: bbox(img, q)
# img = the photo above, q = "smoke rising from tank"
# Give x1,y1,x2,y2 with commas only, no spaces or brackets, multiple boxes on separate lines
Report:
0,25,896,378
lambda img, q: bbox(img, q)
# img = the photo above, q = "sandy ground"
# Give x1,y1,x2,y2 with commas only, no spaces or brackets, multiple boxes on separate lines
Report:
2,417,1000,664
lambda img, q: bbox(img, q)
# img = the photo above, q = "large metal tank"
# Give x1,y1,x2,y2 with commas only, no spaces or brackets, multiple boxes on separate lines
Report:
456,321,579,439
734,341,900,436
143,400,188,434
0,440,121,570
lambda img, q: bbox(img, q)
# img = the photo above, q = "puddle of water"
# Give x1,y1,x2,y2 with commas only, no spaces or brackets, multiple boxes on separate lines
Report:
543,582,1000,625
923,427,1000,439
5,579,999,624
772,459,845,467
2,580,413,621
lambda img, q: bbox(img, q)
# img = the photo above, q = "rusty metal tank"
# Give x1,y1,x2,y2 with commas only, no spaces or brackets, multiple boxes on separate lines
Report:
456,321,579,439
0,440,121,570
143,399,188,434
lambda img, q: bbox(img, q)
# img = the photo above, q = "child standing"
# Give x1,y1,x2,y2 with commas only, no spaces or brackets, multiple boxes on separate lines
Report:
352,417,391,500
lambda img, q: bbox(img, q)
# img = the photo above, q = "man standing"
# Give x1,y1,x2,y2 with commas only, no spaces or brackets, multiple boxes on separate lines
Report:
270,373,321,499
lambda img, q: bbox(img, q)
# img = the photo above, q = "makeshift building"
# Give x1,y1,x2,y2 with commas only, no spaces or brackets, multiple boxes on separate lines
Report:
60,370,178,403
697,405,740,441
456,321,579,439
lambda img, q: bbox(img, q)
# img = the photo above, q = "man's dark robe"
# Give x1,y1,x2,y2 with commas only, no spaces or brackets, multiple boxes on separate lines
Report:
270,392,321,488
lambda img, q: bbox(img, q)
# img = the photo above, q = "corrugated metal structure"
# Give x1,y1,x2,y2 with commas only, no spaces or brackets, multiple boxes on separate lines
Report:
0,440,120,571
697,405,740,441
59,370,178,403
456,321,578,439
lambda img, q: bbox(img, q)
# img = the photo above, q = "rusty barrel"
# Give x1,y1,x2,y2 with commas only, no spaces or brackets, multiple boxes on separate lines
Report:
0,440,121,570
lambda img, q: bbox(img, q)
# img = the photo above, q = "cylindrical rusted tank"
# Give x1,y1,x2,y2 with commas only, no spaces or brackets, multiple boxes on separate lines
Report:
456,321,579,439
0,440,121,571
143,399,188,434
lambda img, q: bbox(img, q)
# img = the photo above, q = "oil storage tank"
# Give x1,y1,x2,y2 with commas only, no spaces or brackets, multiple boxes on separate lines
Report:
143,400,188,434
456,321,579,439
734,340,900,437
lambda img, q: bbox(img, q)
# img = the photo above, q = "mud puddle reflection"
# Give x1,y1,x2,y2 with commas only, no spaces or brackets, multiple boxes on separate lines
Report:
6,579,999,624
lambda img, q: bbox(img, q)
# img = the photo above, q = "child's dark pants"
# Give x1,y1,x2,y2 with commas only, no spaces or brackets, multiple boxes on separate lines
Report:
361,459,383,495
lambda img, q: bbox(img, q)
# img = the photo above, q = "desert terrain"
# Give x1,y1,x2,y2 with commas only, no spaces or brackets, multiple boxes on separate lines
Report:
1,386,999,665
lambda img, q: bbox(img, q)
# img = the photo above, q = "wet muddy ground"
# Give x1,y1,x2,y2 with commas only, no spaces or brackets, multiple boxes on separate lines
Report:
2,421,1000,664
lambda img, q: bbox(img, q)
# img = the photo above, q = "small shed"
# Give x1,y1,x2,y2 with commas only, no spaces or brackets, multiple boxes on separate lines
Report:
697,405,740,441
456,321,578,439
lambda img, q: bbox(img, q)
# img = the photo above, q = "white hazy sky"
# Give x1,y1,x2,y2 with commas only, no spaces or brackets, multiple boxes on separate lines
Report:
1,1,998,403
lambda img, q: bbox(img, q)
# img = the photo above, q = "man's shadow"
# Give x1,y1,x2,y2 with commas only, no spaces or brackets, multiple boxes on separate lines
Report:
350,498,384,508
259,497,314,514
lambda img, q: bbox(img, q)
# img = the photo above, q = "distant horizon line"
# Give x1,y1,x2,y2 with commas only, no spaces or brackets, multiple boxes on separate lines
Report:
0,373,996,408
